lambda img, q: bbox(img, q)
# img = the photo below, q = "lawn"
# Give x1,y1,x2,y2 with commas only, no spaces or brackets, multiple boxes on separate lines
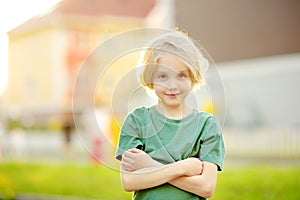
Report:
211,162,300,200
0,161,131,200
0,161,299,199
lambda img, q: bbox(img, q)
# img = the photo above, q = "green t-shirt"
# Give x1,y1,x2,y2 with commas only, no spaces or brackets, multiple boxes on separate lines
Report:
116,106,225,200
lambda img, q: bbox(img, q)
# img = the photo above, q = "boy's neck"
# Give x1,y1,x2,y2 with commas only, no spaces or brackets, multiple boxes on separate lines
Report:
155,103,193,120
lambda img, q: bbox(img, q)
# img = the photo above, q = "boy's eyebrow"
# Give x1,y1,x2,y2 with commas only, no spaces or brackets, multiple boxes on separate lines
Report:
155,70,167,73
178,69,190,73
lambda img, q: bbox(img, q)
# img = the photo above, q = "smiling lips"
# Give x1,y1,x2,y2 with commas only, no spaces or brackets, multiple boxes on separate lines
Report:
166,93,180,98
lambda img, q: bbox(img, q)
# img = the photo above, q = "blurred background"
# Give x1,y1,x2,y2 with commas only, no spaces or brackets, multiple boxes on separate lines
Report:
0,0,300,199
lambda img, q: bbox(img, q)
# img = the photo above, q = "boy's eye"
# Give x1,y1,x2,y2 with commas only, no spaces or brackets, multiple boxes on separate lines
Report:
178,73,187,79
158,74,167,79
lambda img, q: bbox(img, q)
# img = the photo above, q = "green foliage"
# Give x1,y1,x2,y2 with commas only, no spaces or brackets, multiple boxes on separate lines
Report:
0,162,299,200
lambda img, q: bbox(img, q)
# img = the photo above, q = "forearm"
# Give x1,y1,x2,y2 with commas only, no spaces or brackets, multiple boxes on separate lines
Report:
121,161,185,192
169,162,217,198
120,149,204,193
169,175,214,198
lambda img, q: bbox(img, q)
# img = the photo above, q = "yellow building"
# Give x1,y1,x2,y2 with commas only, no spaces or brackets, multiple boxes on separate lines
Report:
4,0,155,125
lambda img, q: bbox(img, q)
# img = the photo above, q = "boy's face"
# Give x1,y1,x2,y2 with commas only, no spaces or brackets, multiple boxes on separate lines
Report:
152,53,192,109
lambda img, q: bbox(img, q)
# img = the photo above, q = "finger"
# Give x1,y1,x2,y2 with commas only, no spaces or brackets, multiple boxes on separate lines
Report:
126,149,140,155
123,150,135,159
121,161,135,172
121,155,130,163
200,161,204,175
127,148,143,153
121,158,131,169
122,153,135,163
121,164,131,172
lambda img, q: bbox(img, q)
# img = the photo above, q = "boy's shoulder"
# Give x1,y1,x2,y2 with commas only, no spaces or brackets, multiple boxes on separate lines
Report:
195,111,221,127
130,106,149,115
127,106,152,120
195,110,214,119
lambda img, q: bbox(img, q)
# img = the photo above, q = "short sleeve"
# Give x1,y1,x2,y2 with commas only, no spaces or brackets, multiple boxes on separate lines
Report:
115,112,143,161
199,116,225,171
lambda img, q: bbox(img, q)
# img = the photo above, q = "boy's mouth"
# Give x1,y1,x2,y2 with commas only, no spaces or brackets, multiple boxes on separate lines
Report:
166,93,180,98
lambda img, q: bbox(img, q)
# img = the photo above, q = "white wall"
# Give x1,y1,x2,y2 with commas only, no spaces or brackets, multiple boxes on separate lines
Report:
218,53,300,130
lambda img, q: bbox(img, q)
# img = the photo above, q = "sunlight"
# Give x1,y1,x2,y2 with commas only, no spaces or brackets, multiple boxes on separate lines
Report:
0,35,8,95
0,0,61,95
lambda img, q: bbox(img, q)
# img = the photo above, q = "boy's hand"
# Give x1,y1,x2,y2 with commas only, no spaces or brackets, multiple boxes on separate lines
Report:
178,157,203,176
121,148,161,172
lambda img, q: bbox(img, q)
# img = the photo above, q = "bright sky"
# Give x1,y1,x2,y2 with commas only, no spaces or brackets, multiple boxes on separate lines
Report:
0,0,61,95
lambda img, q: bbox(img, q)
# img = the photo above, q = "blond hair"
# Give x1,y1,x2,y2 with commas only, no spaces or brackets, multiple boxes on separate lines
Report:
139,29,209,89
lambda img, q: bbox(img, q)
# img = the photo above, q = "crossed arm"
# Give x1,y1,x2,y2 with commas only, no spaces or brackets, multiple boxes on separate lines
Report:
120,148,218,198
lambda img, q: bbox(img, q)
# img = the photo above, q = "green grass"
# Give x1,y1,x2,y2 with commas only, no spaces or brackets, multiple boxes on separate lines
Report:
211,164,300,200
0,162,131,199
0,161,299,200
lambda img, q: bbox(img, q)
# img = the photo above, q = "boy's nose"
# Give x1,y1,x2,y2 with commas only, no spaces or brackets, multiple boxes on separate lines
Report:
166,79,177,90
